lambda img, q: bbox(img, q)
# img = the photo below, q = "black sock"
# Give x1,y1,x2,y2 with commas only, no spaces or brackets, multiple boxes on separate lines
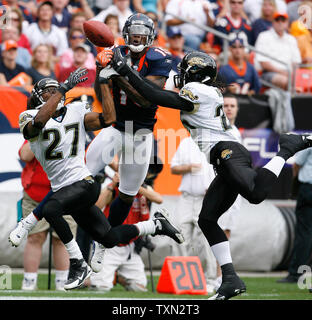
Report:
108,196,132,227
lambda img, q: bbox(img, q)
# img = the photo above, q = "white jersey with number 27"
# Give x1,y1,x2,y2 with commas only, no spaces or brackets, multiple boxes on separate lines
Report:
19,101,91,192
179,82,239,159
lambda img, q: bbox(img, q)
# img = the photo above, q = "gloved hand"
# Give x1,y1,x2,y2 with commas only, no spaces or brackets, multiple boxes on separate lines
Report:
111,48,131,76
98,65,119,84
96,48,114,68
58,67,88,95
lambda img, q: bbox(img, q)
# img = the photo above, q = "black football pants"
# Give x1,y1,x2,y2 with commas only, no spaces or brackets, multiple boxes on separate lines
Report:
198,141,278,246
38,178,138,247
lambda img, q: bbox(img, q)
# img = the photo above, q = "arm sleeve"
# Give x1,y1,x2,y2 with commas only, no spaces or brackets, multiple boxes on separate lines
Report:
124,69,194,112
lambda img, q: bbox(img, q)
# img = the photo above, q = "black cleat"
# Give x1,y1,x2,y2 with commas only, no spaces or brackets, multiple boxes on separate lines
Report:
153,208,185,244
64,258,92,290
208,274,246,300
277,133,312,160
276,274,299,284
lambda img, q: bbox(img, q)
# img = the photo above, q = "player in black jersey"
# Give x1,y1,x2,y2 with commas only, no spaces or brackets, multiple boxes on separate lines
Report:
85,14,174,263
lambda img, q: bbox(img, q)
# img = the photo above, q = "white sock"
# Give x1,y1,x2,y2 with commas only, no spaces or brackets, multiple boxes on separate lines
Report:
263,156,285,177
55,270,68,283
23,272,37,282
134,220,156,236
64,239,83,260
24,212,38,230
210,241,232,266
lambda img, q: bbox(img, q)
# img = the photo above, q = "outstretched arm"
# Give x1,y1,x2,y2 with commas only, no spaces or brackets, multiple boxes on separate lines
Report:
112,49,194,112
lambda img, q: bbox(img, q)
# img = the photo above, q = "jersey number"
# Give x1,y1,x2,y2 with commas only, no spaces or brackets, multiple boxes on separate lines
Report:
215,104,231,131
43,123,79,160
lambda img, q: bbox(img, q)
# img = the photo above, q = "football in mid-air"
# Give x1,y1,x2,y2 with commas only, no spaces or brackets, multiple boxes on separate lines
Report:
83,20,114,47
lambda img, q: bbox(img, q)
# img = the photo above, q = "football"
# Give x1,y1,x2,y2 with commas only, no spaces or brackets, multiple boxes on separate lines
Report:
83,20,115,47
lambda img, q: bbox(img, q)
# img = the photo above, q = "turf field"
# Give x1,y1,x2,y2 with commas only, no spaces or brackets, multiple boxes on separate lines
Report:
0,273,311,300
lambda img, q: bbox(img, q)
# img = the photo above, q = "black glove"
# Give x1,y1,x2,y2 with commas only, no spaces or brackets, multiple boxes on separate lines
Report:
111,48,131,76
58,67,88,95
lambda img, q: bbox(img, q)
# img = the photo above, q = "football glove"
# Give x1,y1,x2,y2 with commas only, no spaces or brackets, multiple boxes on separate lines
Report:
96,48,114,68
111,47,131,76
98,65,119,84
58,67,88,95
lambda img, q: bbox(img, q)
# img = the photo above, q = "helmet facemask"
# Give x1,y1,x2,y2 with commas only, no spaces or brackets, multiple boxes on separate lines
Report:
123,14,155,53
32,79,64,110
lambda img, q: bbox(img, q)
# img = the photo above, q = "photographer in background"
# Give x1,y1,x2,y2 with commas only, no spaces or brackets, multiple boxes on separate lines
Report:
89,160,163,292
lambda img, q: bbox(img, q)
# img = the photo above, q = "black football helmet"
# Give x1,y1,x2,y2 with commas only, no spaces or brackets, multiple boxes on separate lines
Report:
174,51,217,88
122,13,155,53
31,78,64,110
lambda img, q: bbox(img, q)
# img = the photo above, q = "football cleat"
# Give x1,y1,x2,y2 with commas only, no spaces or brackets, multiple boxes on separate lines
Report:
152,208,185,244
8,219,33,247
90,241,106,273
208,274,246,300
277,133,312,160
64,258,92,290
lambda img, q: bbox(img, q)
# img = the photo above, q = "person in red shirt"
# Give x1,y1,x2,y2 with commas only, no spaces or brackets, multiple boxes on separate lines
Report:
90,166,162,292
58,43,96,87
18,102,77,291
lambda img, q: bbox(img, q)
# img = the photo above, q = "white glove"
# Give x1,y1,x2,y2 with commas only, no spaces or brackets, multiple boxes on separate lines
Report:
99,65,119,84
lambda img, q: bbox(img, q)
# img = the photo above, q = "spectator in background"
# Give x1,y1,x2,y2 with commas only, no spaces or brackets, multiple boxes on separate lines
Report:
167,27,184,70
51,0,72,32
146,10,167,49
26,44,56,84
251,0,277,45
93,0,112,15
58,43,95,86
59,27,96,70
69,11,87,31
4,7,32,54
90,168,162,292
255,12,301,90
0,0,34,25
296,28,312,64
132,0,158,15
24,1,68,59
219,36,261,95
102,14,124,48
165,27,184,91
1,26,32,69
0,40,31,85
165,0,214,50
277,147,312,284
171,136,218,295
289,1,312,38
18,138,76,291
214,0,252,52
91,0,133,32
244,0,287,23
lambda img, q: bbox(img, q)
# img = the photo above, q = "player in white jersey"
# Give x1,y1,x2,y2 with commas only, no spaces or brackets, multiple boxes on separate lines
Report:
109,49,312,300
8,69,184,290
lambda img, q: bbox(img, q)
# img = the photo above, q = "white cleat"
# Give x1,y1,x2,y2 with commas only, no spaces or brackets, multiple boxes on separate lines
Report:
90,241,106,273
8,219,32,247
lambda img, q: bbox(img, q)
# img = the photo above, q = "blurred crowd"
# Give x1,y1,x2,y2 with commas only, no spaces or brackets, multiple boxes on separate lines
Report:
0,0,312,92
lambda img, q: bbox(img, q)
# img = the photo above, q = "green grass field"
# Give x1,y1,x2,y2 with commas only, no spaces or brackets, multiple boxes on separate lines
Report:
0,273,311,300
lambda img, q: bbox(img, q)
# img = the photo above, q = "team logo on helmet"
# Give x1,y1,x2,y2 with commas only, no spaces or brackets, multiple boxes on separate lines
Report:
221,149,233,160
188,57,207,68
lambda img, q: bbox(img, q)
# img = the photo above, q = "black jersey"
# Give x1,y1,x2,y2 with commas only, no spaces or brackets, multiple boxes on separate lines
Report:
112,46,172,132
